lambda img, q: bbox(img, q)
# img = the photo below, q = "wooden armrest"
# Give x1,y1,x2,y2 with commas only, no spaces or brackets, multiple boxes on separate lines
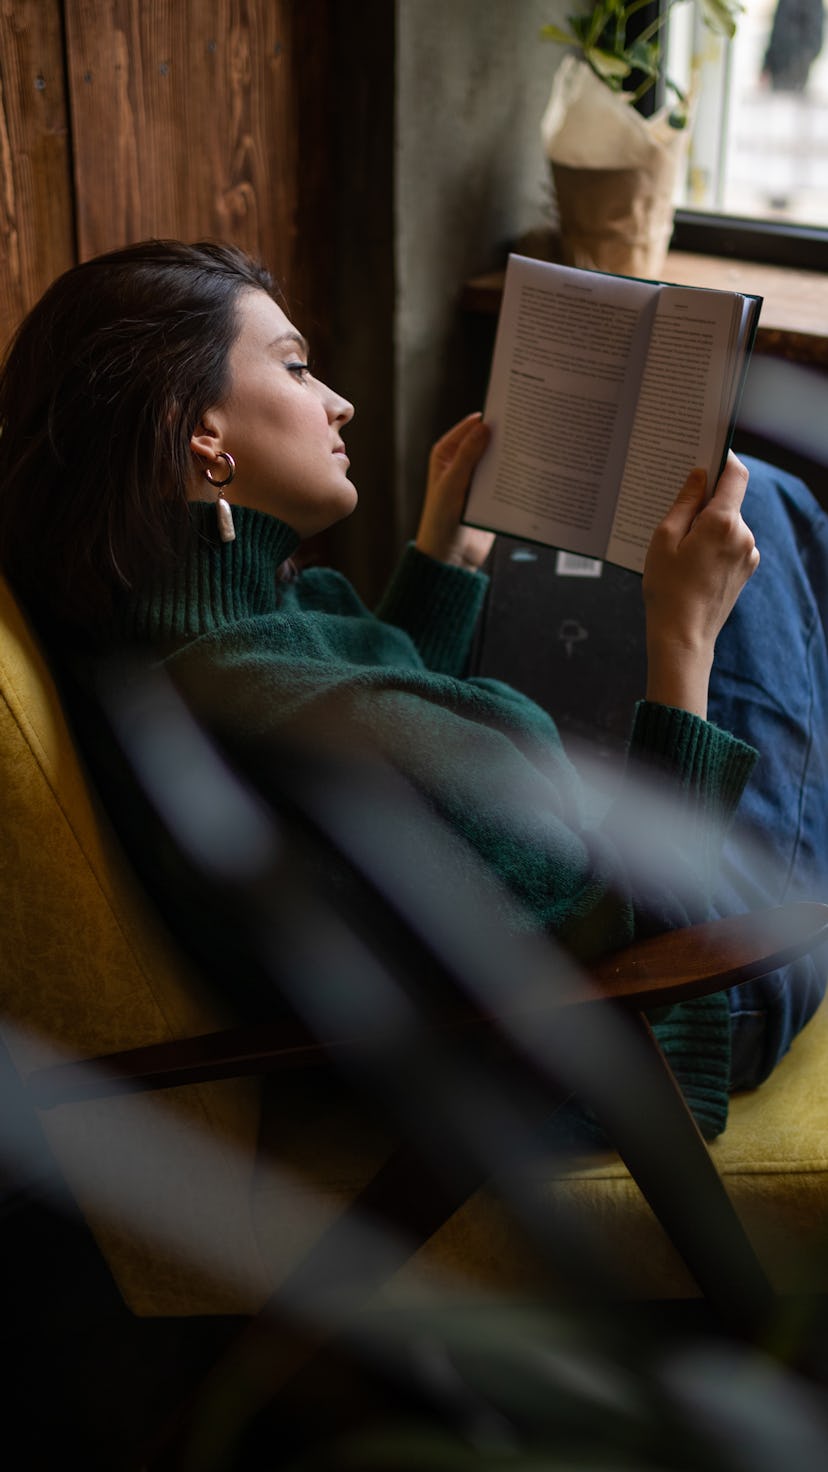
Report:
25,1015,329,1109
25,902,828,1109
584,900,828,1009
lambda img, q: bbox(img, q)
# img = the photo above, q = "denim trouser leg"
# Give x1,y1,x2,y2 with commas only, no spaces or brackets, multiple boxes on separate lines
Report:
706,457,828,1089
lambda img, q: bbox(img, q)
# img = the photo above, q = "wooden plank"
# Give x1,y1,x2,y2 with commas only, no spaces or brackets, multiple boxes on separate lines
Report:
662,251,828,368
279,0,332,367
0,0,75,354
63,0,331,350
461,251,828,368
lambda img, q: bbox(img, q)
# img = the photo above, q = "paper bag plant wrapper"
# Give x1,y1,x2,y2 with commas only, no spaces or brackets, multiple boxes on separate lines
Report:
541,55,691,279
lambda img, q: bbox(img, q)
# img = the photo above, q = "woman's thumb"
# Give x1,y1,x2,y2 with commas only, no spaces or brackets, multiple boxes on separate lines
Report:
665,466,707,530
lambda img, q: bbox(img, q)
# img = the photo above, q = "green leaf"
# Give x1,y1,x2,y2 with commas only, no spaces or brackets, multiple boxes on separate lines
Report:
587,2,615,46
699,0,743,39
540,0,742,89
570,12,598,44
584,46,632,80
539,23,578,45
626,38,660,75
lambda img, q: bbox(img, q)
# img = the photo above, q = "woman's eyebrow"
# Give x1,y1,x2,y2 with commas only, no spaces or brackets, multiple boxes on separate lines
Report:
270,330,310,357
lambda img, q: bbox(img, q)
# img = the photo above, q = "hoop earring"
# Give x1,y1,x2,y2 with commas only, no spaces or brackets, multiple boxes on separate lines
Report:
204,450,236,489
204,452,236,543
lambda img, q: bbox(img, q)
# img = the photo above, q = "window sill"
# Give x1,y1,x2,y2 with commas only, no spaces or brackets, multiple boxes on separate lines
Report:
461,251,828,369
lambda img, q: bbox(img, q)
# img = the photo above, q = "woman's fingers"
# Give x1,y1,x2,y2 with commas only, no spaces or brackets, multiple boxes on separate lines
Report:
426,415,490,510
440,417,490,486
642,457,757,717
655,454,750,550
709,451,750,508
428,412,483,470
656,466,708,544
691,456,757,571
644,453,758,655
429,413,489,481
416,413,493,569
651,455,752,560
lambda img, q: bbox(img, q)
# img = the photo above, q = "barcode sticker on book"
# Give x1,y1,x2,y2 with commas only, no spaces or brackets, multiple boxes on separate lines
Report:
555,552,603,578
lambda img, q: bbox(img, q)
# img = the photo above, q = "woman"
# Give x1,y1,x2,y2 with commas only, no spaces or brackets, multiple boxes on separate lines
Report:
1,238,825,1140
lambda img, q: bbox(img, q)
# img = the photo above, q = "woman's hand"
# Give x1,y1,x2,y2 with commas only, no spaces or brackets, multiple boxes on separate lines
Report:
415,413,494,571
642,453,760,718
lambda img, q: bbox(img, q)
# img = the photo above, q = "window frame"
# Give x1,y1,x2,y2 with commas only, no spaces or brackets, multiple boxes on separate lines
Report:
671,209,828,269
647,1,828,268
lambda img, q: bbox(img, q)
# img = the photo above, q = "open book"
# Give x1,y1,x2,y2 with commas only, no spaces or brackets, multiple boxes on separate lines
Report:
463,255,761,574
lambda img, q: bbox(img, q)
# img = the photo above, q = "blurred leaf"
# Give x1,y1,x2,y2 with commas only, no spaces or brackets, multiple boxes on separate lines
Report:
585,47,632,81
699,0,742,40
540,1,741,99
571,11,603,45
659,1344,828,1472
539,23,577,45
626,39,661,77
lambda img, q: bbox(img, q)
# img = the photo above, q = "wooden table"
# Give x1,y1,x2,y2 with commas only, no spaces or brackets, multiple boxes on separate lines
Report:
461,251,828,369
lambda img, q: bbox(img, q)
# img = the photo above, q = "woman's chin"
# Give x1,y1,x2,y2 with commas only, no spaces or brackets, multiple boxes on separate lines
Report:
332,480,359,522
303,484,359,538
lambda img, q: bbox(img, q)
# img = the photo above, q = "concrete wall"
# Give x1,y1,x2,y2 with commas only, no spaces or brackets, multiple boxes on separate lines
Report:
322,1,565,597
394,0,562,546
325,0,566,601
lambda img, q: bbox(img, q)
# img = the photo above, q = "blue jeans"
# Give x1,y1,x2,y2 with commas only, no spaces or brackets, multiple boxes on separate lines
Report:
707,457,828,1090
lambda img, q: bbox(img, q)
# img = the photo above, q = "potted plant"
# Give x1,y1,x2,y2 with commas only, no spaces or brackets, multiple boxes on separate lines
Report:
539,0,742,277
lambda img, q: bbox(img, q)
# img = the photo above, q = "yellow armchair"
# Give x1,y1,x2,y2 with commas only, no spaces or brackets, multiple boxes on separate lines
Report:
3,568,828,1341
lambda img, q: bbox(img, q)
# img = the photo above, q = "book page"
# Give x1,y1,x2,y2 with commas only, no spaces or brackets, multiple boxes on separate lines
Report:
464,256,658,557
606,287,743,572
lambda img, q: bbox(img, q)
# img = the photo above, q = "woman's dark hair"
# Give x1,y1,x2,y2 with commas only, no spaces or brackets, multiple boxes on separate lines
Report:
0,238,279,629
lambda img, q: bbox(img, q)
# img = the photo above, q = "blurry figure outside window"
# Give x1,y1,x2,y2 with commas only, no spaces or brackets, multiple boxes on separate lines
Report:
762,0,825,91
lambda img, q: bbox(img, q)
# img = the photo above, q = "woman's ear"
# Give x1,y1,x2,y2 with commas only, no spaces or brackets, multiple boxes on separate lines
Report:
189,417,223,462
187,417,228,501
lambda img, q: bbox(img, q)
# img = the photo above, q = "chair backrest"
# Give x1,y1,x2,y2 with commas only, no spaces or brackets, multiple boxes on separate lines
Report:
0,576,269,1315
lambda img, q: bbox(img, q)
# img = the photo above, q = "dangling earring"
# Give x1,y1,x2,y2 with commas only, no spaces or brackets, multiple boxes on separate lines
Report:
204,451,236,543
214,489,235,544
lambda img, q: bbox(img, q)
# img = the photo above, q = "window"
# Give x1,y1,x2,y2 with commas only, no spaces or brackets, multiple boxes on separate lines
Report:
665,0,828,263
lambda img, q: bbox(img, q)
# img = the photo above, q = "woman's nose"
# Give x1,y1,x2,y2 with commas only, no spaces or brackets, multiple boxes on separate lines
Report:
322,381,354,426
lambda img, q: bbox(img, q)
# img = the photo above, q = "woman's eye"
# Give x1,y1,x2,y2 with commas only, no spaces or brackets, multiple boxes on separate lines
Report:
286,362,311,380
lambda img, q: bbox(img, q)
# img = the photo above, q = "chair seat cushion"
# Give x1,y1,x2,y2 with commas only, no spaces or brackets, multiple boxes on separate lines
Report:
252,995,828,1302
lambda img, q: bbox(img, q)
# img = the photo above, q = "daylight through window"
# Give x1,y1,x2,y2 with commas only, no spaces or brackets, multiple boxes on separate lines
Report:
667,0,828,228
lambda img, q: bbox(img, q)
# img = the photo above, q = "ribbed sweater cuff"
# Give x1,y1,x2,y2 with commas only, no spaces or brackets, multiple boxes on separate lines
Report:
549,992,732,1145
375,543,489,677
651,992,732,1139
629,700,758,821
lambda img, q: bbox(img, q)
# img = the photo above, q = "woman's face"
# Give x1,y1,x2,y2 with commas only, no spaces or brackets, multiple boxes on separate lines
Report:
190,290,356,537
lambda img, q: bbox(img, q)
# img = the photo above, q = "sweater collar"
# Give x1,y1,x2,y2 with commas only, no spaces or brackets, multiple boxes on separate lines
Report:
114,502,301,645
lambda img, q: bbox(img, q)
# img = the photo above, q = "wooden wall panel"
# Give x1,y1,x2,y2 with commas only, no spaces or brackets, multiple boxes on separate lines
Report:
63,0,331,350
0,0,76,353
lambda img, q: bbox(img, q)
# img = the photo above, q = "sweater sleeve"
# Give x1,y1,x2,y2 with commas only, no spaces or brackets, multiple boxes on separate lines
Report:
601,701,758,1139
629,700,758,812
161,640,754,1141
553,700,758,965
374,543,489,677
623,700,758,876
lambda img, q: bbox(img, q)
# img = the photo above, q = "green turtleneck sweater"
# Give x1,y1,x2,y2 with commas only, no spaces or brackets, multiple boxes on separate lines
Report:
108,503,758,1138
